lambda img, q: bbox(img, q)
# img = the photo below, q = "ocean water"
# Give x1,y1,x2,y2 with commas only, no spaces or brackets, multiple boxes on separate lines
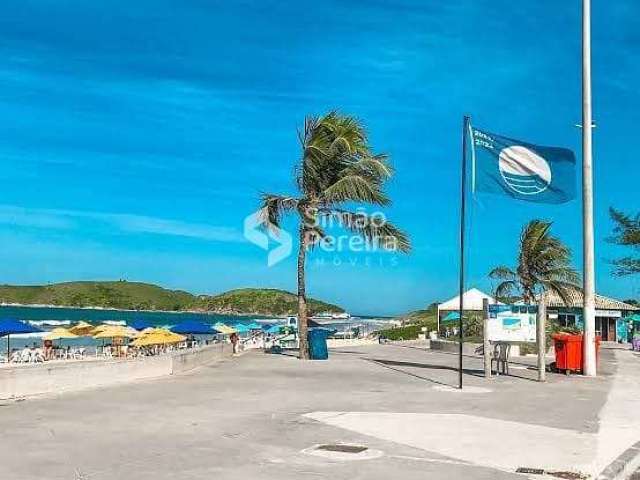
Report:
0,305,260,326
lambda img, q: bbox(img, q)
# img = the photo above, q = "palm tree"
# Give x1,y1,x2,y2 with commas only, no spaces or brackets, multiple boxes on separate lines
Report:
489,220,580,304
259,112,411,359
609,208,640,275
489,220,580,382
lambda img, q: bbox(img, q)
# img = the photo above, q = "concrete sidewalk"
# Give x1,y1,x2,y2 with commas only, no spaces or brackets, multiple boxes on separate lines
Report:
0,343,637,479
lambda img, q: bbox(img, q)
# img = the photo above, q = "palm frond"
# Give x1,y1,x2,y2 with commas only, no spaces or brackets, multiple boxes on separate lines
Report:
494,280,518,301
489,266,516,280
490,219,579,305
327,210,410,253
322,174,390,206
258,194,298,232
608,208,640,275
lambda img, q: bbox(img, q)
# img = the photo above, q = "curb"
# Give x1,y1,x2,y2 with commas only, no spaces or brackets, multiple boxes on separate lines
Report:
597,441,640,480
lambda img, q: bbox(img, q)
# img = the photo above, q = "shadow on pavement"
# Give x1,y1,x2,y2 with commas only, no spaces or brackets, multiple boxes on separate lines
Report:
364,357,487,387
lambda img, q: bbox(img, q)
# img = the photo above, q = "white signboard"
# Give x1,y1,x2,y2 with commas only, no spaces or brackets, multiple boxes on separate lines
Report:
488,305,536,342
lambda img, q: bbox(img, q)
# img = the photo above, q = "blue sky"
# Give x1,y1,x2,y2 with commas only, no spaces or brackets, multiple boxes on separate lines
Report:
1,0,639,315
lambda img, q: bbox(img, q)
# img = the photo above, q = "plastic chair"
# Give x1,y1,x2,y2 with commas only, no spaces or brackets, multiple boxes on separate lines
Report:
491,342,511,376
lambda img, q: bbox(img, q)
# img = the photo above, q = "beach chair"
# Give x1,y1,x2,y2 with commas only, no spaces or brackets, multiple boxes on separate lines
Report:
31,349,44,363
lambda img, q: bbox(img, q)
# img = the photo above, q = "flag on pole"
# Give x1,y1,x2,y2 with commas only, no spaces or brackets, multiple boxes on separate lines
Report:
470,127,576,204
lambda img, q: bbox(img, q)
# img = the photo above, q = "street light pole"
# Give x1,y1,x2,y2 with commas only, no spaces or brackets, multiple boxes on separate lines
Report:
582,0,597,376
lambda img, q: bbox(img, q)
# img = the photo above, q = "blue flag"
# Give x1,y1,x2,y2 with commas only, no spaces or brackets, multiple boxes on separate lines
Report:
470,127,576,204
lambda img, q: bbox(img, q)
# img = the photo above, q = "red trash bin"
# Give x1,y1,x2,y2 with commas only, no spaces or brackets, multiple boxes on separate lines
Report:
552,333,601,374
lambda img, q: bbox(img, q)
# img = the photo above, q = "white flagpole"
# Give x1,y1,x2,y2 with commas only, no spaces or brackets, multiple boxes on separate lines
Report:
582,0,597,376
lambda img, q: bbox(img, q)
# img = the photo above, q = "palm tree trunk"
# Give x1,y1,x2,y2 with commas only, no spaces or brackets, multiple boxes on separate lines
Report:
297,226,310,360
536,294,547,382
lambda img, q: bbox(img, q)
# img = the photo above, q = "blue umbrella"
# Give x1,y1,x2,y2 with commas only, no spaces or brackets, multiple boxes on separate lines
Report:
261,323,274,331
245,322,261,330
442,312,461,323
266,325,283,334
0,318,43,357
128,318,154,331
170,320,218,335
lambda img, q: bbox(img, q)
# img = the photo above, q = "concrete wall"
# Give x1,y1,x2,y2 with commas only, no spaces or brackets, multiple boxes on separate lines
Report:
430,339,482,356
0,343,233,400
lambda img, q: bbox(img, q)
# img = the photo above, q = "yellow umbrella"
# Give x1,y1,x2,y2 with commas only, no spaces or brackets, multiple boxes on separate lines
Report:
92,325,137,339
44,327,79,341
214,323,236,335
69,321,95,336
131,329,186,347
90,324,110,335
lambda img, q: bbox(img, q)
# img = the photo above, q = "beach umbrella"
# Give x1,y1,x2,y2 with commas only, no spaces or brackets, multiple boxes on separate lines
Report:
442,312,462,323
69,321,95,336
266,325,283,335
129,318,154,331
170,320,218,335
90,324,109,335
0,318,43,357
214,323,237,335
261,323,274,331
245,322,261,330
44,327,79,341
131,328,186,347
92,325,137,339
93,325,137,357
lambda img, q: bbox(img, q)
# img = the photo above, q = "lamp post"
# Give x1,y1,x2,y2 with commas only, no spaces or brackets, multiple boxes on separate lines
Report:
581,0,597,376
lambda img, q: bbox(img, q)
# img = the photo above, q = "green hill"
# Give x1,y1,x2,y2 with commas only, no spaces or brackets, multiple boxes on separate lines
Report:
194,288,344,316
0,282,344,316
0,281,194,311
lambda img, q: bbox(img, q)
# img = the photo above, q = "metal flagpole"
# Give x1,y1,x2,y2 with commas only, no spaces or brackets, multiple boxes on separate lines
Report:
458,115,470,389
582,0,597,376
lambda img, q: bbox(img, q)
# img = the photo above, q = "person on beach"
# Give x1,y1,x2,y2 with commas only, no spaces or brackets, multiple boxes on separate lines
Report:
230,332,239,354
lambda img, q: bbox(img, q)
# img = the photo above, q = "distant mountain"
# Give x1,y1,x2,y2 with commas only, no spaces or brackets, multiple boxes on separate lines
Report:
0,281,194,311
194,288,344,316
0,282,344,316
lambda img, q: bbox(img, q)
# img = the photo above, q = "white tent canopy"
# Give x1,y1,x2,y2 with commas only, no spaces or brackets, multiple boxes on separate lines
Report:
437,288,502,314
437,288,502,330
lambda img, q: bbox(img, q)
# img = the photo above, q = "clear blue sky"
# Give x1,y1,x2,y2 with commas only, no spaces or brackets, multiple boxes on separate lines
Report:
1,1,638,315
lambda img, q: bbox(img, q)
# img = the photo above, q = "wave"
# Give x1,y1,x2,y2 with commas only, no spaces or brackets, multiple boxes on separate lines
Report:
8,332,48,339
29,320,71,326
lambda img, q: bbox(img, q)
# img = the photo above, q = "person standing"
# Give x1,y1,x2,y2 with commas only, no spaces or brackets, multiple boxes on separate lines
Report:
230,332,239,355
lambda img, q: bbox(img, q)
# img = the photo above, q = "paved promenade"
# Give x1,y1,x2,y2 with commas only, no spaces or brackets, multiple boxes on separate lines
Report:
0,343,638,479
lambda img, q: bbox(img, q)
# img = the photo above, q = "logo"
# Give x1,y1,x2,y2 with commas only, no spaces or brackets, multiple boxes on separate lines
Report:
499,146,552,195
243,209,292,266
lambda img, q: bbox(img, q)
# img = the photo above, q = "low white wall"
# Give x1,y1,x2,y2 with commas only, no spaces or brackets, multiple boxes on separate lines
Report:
327,338,378,348
171,342,231,374
0,343,234,400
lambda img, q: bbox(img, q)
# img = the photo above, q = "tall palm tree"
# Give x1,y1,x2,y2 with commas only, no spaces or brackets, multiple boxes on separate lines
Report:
490,220,580,382
489,220,580,304
259,112,411,359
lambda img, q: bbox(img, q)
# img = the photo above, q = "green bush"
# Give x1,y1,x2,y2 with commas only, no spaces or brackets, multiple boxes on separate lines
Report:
377,324,424,341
